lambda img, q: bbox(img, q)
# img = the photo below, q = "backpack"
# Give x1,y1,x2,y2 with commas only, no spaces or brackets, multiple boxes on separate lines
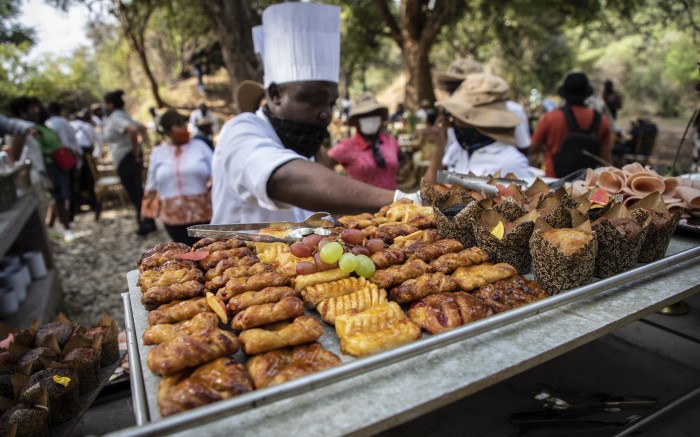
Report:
552,105,601,177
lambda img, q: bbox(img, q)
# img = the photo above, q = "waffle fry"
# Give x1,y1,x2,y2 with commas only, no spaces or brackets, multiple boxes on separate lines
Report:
301,277,371,308
335,302,405,339
293,269,349,292
316,286,388,325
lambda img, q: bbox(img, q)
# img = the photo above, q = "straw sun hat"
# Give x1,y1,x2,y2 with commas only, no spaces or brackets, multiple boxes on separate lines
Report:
436,73,520,145
236,80,266,114
348,92,388,123
435,58,484,83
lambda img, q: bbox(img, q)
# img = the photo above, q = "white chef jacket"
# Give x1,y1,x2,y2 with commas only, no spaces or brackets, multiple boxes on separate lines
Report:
442,139,531,179
188,109,219,137
211,107,312,224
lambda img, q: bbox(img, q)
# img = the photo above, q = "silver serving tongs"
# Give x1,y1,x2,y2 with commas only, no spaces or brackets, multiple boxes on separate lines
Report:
187,212,334,243
436,170,527,197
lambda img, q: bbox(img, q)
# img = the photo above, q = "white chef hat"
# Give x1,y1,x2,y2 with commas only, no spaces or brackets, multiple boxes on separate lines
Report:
261,3,340,88
251,25,265,85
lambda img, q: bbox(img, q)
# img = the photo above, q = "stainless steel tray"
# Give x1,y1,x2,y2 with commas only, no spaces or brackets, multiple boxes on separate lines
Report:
115,236,700,436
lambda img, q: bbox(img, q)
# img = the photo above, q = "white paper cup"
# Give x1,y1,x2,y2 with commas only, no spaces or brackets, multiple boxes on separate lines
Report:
8,266,26,302
22,251,47,279
0,286,18,318
19,265,31,286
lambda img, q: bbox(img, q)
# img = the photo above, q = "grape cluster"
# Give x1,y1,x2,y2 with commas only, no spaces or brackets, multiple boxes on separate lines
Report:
290,229,385,278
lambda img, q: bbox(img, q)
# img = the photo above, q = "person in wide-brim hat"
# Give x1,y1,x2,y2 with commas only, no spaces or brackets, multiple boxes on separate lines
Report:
557,72,594,103
435,58,484,84
347,92,389,124
236,80,266,114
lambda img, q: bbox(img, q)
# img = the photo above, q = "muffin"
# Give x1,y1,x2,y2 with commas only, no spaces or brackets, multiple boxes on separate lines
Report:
472,209,535,274
0,404,50,437
630,193,682,262
19,367,79,425
592,204,650,278
434,200,482,248
62,348,101,394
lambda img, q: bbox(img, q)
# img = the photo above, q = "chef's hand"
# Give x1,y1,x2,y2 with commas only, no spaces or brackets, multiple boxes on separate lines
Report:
393,190,422,205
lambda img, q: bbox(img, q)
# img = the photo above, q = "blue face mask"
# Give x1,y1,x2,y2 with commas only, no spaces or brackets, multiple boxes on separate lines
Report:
453,127,495,154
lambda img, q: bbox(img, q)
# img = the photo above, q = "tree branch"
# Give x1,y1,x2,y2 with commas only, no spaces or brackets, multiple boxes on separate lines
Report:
372,0,403,47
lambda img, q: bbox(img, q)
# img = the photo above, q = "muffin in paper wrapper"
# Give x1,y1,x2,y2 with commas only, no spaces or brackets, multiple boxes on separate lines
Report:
433,200,483,248
536,195,573,229
84,314,120,366
473,209,535,274
420,179,451,207
524,178,551,207
592,203,651,278
493,185,529,221
629,192,682,263
574,188,624,222
529,215,597,294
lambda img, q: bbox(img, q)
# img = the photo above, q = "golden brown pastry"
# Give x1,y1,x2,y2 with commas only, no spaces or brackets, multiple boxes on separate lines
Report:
430,247,490,274
370,248,405,269
246,342,341,389
204,262,275,292
452,263,518,292
376,198,413,217
407,292,493,334
142,312,220,345
372,223,420,243
340,319,421,357
408,214,437,229
388,272,458,304
138,243,192,272
239,315,324,355
138,262,203,293
301,277,371,308
193,239,247,253
390,228,442,249
227,286,298,315
473,275,548,313
230,296,305,331
217,272,290,302
199,247,254,270
385,203,434,223
204,255,260,282
158,357,254,417
142,281,205,310
370,258,433,289
148,297,212,325
404,239,464,262
316,286,388,325
293,268,350,292
338,212,377,229
146,328,239,376
539,229,594,256
335,301,405,339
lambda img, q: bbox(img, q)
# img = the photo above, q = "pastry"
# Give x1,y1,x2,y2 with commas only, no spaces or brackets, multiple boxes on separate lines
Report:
246,343,341,389
203,255,260,282
147,297,212,325
301,277,372,308
293,269,350,292
143,312,220,345
217,272,290,301
404,239,464,262
230,296,305,331
388,272,458,303
204,262,275,292
142,281,205,310
429,247,490,274
451,263,517,292
227,286,298,315
370,258,433,289
539,228,594,256
407,291,493,334
239,316,324,355
473,275,548,313
316,286,388,325
138,261,203,293
147,329,240,376
339,319,421,357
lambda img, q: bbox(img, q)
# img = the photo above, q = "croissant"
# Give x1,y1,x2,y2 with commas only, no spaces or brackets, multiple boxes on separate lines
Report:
148,297,211,325
226,286,298,315
246,342,341,389
142,281,205,310
430,247,490,274
217,272,290,302
301,277,371,308
143,312,219,345
230,296,305,331
239,315,324,355
388,272,458,304
452,263,518,292
407,291,493,334
293,268,350,292
370,258,433,289
158,357,254,417
316,286,387,325
147,328,240,376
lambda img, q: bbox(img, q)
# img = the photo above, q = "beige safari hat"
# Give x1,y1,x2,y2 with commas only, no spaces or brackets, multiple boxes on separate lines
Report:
348,92,388,122
236,80,266,114
435,58,484,83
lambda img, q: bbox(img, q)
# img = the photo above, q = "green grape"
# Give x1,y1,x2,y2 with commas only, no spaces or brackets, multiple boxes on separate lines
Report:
338,252,359,273
319,241,344,264
354,254,376,278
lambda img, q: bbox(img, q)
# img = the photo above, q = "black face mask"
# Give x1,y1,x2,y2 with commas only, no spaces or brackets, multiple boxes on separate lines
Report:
263,106,329,158
453,127,495,154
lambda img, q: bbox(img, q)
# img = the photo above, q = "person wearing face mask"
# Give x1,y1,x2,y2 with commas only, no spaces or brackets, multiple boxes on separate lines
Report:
211,3,409,225
424,73,532,183
141,110,213,244
326,93,399,190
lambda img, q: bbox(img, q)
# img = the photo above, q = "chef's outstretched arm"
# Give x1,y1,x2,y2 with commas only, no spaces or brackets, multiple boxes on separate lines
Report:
268,159,395,215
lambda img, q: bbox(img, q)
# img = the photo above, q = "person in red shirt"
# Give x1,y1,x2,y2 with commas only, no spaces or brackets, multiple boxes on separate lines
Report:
531,72,612,178
326,93,400,190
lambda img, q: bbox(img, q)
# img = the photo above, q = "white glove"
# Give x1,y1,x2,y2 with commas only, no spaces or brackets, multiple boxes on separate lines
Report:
393,190,422,205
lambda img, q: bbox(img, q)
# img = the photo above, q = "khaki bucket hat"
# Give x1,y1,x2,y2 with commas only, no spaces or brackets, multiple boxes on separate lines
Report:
435,58,484,83
348,92,388,121
236,80,266,114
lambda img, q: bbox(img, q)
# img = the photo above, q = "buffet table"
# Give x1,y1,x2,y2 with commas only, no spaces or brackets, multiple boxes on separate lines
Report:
110,233,700,437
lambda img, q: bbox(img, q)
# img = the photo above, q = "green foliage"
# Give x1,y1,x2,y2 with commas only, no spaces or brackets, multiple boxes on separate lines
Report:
0,0,35,45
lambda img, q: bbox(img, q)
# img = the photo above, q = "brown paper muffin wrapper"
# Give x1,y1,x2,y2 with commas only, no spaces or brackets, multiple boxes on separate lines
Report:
537,195,573,229
629,193,682,263
552,186,580,210
592,203,651,278
420,179,451,207
473,209,534,274
494,198,529,222
433,200,482,248
529,217,597,294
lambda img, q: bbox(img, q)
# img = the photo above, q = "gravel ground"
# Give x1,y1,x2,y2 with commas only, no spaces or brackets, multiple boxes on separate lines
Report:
49,206,169,330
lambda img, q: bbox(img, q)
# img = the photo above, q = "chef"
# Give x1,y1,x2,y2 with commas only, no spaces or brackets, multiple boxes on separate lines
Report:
211,3,416,224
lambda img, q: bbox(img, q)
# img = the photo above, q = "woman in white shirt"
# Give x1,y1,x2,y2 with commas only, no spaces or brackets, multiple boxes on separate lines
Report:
142,110,213,245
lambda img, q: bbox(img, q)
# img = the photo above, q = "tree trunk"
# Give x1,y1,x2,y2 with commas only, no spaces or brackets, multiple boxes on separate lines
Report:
130,37,166,108
199,0,262,104
402,40,435,110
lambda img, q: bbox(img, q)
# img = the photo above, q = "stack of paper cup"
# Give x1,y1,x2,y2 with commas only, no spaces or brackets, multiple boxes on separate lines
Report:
22,251,47,279
0,286,18,318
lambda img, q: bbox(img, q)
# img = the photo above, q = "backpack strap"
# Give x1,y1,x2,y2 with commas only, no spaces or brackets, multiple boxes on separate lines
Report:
588,110,601,135
561,105,580,132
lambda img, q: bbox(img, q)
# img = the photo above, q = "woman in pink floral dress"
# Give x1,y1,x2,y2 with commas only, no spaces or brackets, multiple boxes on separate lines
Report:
327,93,399,190
141,110,213,245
